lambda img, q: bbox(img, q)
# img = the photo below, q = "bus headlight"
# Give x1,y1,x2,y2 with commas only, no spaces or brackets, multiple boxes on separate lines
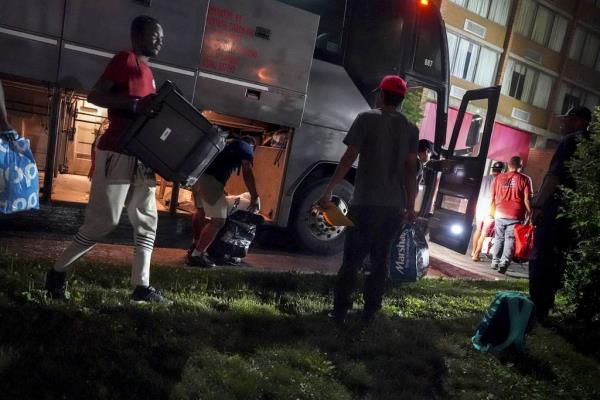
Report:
450,224,463,235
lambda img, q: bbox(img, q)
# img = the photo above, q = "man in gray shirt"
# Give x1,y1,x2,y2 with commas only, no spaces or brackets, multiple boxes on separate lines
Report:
318,75,419,324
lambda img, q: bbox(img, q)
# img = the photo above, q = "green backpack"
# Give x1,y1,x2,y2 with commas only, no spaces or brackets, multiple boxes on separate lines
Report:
472,291,536,353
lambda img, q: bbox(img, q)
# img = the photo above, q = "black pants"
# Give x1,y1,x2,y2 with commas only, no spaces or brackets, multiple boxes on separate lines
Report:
528,208,573,317
333,205,402,316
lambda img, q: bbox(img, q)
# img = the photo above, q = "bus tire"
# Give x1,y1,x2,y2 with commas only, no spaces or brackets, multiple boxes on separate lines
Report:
292,178,353,255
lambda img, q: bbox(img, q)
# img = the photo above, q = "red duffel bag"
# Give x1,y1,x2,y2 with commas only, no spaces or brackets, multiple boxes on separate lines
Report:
513,223,534,262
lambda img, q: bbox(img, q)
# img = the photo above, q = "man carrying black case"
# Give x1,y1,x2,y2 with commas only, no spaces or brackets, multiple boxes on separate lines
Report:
45,16,170,303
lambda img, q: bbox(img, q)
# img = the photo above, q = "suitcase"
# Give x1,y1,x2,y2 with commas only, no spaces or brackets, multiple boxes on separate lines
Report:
122,81,226,186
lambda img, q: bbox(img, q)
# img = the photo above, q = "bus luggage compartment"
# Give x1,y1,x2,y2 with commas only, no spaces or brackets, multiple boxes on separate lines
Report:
122,81,226,186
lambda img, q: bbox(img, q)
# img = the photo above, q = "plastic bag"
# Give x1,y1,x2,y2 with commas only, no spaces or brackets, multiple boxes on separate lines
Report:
207,210,264,259
513,223,534,262
225,192,260,216
389,223,430,282
0,130,39,214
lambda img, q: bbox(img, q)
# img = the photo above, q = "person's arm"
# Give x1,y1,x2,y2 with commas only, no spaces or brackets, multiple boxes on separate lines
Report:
533,174,560,209
87,52,153,113
524,179,532,218
241,159,260,211
489,178,497,218
318,145,359,206
404,153,418,221
87,79,139,112
0,80,13,131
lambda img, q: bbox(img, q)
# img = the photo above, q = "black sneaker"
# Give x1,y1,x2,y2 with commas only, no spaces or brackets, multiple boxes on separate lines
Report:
44,269,67,299
131,285,171,304
186,252,216,268
222,255,242,266
498,264,509,274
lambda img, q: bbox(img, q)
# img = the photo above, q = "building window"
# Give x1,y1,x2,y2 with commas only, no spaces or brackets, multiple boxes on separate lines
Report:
555,83,600,114
450,0,512,26
501,58,555,109
515,0,569,52
569,26,600,70
447,32,499,86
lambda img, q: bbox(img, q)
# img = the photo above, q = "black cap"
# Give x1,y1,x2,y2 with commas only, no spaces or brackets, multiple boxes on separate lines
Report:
560,106,592,122
418,139,438,156
491,161,504,171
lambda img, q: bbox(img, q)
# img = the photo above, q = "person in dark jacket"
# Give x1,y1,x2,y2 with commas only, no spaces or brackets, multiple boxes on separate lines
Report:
529,106,592,322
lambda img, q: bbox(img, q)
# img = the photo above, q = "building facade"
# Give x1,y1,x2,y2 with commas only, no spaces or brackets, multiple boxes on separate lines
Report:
436,0,600,188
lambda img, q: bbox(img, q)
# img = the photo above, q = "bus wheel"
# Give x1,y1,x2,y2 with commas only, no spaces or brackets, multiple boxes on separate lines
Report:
292,178,353,255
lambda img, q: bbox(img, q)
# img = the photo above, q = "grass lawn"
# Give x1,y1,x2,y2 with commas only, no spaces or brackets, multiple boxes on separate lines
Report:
0,252,599,400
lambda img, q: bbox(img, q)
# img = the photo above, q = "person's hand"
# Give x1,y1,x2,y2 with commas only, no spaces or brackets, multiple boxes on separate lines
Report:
248,196,260,213
402,210,416,224
133,94,156,114
317,192,332,208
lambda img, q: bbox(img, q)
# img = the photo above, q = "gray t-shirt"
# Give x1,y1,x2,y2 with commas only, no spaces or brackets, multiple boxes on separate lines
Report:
344,109,419,207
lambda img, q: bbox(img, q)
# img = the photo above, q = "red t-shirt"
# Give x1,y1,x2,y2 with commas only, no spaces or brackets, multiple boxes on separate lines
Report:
96,51,156,154
492,171,532,220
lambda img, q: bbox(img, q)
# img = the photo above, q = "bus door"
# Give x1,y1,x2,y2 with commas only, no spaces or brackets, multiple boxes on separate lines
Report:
428,86,500,254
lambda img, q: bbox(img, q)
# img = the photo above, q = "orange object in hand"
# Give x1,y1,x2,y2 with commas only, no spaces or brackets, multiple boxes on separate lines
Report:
317,202,354,227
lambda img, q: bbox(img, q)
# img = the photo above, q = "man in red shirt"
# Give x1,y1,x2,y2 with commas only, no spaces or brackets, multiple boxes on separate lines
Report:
489,156,532,273
45,16,169,303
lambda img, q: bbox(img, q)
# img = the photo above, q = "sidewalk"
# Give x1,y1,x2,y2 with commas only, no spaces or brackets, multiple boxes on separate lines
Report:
0,235,513,279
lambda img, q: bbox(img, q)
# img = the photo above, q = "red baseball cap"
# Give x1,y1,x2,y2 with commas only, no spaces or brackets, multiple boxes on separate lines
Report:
375,75,407,97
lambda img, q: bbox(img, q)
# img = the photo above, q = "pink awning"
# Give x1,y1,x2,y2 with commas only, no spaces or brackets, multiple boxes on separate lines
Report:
488,122,531,166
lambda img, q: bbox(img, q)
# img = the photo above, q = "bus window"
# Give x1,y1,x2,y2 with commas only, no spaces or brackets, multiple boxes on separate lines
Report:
277,0,348,64
451,98,488,158
414,5,445,81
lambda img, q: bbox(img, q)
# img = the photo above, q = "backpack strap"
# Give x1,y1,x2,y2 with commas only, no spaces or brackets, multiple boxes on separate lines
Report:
492,296,534,352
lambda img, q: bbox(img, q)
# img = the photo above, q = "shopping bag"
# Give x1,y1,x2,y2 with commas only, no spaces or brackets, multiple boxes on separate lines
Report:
0,130,39,214
207,210,264,260
389,223,430,282
513,223,534,262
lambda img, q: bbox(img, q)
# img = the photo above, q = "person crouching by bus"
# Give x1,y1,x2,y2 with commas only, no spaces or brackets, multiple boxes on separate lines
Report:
318,75,419,325
44,16,169,303
187,136,260,268
489,156,532,274
471,161,504,261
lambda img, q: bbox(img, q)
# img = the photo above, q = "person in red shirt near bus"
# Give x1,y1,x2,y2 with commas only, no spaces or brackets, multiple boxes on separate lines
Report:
45,15,169,303
489,156,532,274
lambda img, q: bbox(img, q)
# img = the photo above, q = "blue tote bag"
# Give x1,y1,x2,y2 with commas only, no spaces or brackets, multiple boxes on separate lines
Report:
0,130,40,214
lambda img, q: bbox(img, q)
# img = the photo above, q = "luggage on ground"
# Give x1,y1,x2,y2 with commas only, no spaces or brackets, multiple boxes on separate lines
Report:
207,210,264,263
513,223,534,263
389,223,429,282
122,81,226,186
0,130,39,214
472,291,536,353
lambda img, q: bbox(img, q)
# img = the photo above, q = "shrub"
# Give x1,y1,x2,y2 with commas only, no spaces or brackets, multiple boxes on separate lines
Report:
562,107,600,321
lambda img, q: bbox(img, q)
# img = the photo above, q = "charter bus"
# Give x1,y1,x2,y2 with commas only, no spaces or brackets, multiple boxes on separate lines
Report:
0,0,500,255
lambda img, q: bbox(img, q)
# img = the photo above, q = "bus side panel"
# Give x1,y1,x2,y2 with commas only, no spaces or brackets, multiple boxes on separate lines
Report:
276,59,370,227
0,0,64,84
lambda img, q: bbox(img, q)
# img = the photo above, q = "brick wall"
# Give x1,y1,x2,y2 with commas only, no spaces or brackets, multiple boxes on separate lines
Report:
524,148,555,191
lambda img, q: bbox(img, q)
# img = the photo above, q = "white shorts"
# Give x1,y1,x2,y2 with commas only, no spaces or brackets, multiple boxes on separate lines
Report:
192,174,227,219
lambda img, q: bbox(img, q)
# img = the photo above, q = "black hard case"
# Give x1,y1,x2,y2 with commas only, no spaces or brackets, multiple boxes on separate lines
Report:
122,81,225,185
